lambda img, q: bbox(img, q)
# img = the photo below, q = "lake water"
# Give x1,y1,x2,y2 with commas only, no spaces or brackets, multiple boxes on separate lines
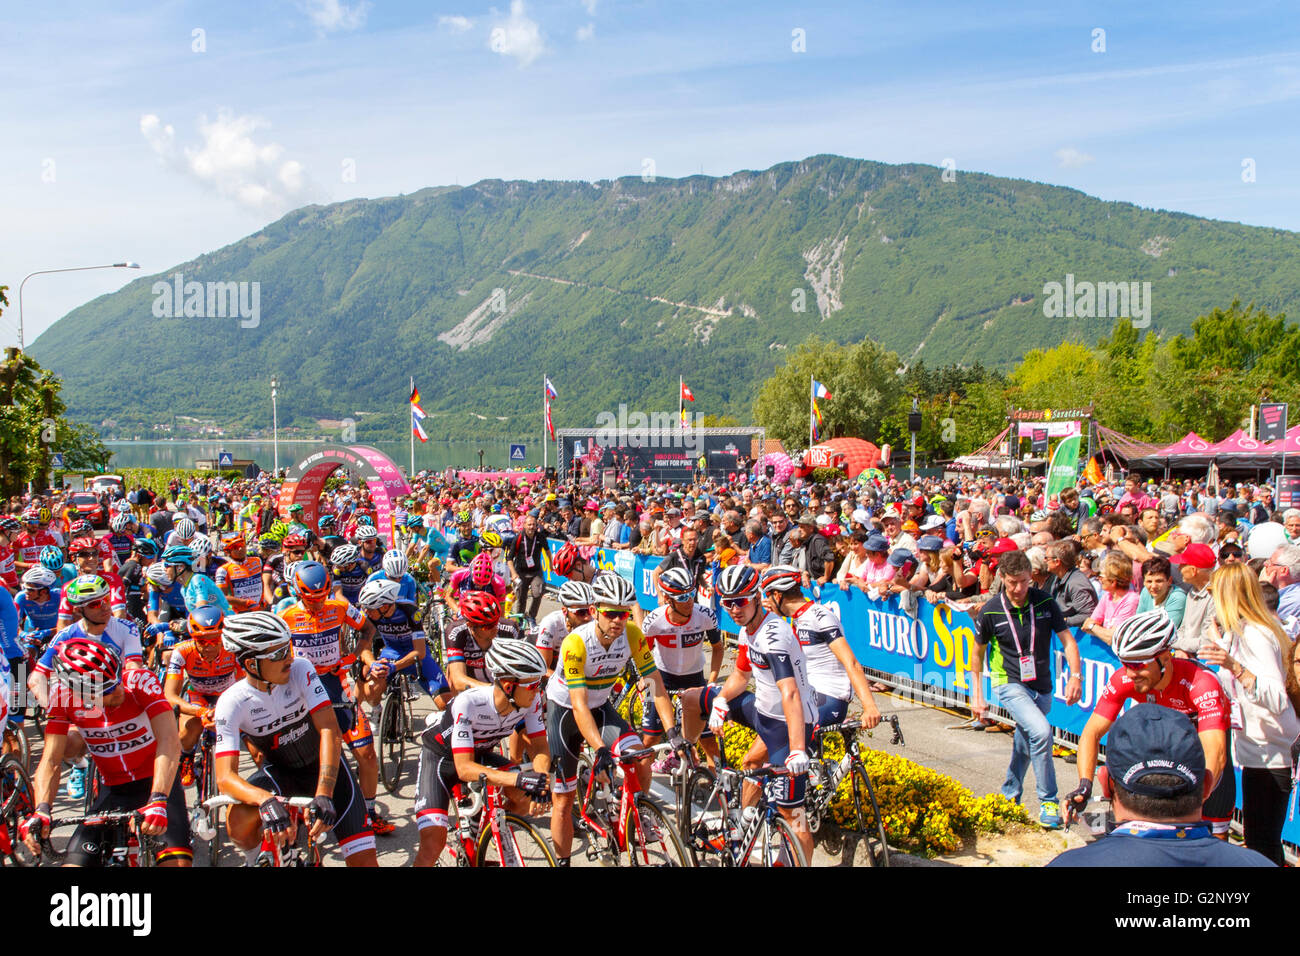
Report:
103,440,549,472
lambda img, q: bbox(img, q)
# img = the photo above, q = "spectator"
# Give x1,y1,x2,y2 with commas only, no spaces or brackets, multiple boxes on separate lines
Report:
1080,551,1139,646
1198,562,1300,866
743,519,772,571
1046,539,1096,628
1171,543,1217,656
971,549,1083,828
1283,508,1300,543
1260,544,1300,631
1048,704,1273,868
1135,555,1187,628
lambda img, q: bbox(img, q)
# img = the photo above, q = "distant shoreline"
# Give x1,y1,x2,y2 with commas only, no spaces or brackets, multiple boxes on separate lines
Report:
102,439,517,445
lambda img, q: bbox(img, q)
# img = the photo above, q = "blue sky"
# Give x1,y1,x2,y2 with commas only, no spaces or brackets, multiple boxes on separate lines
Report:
4,0,1299,344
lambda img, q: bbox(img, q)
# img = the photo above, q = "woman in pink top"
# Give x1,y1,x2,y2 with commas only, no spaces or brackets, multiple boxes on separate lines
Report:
1080,551,1138,646
837,532,894,592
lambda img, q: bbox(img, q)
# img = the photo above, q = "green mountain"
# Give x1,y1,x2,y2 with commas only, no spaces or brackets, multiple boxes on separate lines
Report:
29,154,1300,442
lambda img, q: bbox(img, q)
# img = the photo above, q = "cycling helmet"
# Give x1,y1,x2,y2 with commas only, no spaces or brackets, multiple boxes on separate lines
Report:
267,520,289,540
38,507,51,523
21,566,58,591
161,544,193,568
404,513,425,529
456,510,472,525
134,538,161,559
69,519,92,538
480,530,503,549
110,513,131,533
354,525,379,542
65,575,110,606
591,573,636,608
355,514,375,526
558,580,596,609
292,561,331,601
318,514,337,530
0,516,21,535
190,535,213,558
715,565,760,600
1111,611,1177,662
258,534,282,553
40,545,65,571
382,550,408,579
329,544,361,567
288,503,304,514
52,637,122,697
220,531,245,551
282,533,307,550
145,562,174,588
469,552,495,587
485,514,513,535
22,510,41,525
485,638,547,683
551,542,580,576
221,611,293,665
759,565,803,596
187,605,225,640
658,566,697,600
358,578,401,611
459,591,502,627
70,537,98,555
173,516,196,540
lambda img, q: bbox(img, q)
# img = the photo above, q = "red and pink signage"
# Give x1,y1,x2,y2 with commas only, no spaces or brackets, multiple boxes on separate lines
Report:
277,445,412,546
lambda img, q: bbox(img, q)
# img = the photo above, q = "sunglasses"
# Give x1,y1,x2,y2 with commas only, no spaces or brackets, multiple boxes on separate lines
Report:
720,596,755,609
286,548,306,555
261,643,293,662
597,608,631,621
73,550,98,559
566,607,594,620
1120,660,1152,672
78,597,109,610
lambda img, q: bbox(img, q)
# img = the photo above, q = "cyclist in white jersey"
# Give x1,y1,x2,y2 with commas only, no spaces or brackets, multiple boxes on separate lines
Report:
681,564,815,862
530,580,596,678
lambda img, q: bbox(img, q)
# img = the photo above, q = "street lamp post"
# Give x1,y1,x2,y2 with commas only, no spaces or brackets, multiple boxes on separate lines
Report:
271,378,280,475
17,262,140,351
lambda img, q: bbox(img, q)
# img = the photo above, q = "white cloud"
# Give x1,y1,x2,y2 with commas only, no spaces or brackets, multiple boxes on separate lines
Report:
489,1,545,68
140,111,316,213
1054,146,1094,168
576,22,595,41
300,0,370,33
439,15,474,32
580,0,598,13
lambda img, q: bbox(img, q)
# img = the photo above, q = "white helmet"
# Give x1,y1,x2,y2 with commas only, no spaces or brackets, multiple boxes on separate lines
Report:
21,566,59,590
1111,611,1177,662
358,578,402,611
221,611,293,665
558,580,596,608
382,550,408,579
190,535,213,558
329,544,361,567
145,562,174,588
110,513,132,533
590,572,635,608
354,525,379,541
173,516,196,540
484,638,547,683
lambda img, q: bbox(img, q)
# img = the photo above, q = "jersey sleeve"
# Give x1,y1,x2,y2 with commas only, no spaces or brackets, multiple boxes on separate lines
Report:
1190,671,1230,732
165,643,190,679
449,696,475,753
1092,672,1130,722
213,690,243,758
627,625,658,678
345,602,366,630
699,606,722,645
559,633,588,691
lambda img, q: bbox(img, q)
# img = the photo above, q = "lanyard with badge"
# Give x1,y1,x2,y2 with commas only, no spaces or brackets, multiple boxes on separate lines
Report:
1000,593,1037,682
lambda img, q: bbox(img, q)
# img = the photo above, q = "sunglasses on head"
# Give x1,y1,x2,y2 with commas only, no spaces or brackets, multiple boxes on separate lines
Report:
597,607,630,621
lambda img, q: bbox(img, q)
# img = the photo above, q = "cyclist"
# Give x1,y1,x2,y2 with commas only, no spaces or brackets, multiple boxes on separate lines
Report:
164,606,240,788
69,519,118,573
546,573,683,866
214,612,378,866
160,544,231,615
357,578,451,709
165,515,197,549
215,531,265,612
16,567,62,650
259,533,290,608
329,544,368,605
13,510,58,575
447,512,481,567
144,561,189,666
680,564,816,864
353,525,384,572
22,638,192,865
1066,611,1233,830
56,537,130,628
414,513,450,583
412,638,550,866
107,512,137,566
550,541,595,583
639,566,724,768
366,549,419,611
442,591,524,693
531,580,596,677
118,537,160,623
760,564,883,729
40,544,76,586
0,515,22,591
446,552,509,616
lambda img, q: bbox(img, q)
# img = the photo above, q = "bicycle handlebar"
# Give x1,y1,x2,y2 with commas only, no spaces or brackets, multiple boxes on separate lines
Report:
203,795,317,811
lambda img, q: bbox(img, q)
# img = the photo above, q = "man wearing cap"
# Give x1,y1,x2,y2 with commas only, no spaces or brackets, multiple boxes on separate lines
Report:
1171,543,1217,656
1048,704,1272,867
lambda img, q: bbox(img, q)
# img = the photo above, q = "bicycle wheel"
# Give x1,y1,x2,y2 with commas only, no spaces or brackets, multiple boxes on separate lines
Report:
681,768,733,867
378,692,404,794
3,723,30,772
753,814,808,868
625,796,691,867
475,814,557,867
848,762,890,867
199,753,228,867
571,752,594,825
0,755,39,867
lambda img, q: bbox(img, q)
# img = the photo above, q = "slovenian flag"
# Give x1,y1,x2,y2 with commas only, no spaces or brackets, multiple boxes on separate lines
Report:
812,379,832,401
410,384,429,443
545,377,558,400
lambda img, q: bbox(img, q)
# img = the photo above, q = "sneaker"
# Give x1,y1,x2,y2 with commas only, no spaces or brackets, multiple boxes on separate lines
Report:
651,751,680,775
369,811,397,836
180,754,195,788
1039,801,1062,830
67,765,87,800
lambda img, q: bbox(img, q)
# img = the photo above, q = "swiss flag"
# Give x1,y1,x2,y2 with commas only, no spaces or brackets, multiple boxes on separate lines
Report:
681,382,695,402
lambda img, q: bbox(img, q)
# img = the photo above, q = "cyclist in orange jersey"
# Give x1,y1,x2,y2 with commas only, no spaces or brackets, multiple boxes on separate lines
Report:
215,531,264,612
164,606,241,787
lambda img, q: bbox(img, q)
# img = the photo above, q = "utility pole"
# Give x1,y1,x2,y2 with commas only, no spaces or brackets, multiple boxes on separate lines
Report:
908,398,921,482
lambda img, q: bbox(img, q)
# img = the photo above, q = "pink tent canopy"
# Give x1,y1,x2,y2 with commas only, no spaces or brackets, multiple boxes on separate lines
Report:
1203,429,1267,456
1156,432,1212,457
1265,429,1300,456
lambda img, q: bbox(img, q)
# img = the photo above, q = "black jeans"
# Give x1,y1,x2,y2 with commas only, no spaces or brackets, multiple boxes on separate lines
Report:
1239,766,1292,866
514,572,545,621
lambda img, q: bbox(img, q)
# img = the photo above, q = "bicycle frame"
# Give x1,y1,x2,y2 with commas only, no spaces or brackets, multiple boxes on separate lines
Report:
445,777,526,866
578,746,652,858
203,795,320,867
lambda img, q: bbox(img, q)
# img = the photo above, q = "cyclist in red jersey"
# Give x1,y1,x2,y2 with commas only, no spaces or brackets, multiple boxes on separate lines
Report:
13,511,58,575
57,537,130,627
1067,611,1229,823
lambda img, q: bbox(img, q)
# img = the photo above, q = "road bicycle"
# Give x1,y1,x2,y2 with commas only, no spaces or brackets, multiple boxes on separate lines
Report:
0,753,42,866
203,795,322,866
35,809,159,867
804,715,904,867
681,763,810,867
378,669,420,794
574,745,691,866
188,720,229,865
441,774,556,867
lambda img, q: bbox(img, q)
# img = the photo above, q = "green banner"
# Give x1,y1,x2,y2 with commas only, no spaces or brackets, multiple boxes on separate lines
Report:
1045,434,1081,500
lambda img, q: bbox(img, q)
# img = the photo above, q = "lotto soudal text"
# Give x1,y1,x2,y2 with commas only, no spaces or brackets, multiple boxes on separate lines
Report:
49,886,152,937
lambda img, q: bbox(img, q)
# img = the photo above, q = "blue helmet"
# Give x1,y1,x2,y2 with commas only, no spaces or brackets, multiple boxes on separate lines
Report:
161,544,194,569
292,560,331,601
40,545,65,571
405,513,425,529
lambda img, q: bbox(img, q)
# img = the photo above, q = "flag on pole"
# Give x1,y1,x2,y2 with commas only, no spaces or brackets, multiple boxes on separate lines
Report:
1083,455,1104,485
545,377,558,400
681,381,694,402
410,384,429,443
812,399,824,442
812,379,832,401
545,397,555,440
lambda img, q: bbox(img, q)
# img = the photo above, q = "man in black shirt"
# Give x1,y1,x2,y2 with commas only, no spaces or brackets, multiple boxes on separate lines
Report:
652,526,708,599
510,514,546,625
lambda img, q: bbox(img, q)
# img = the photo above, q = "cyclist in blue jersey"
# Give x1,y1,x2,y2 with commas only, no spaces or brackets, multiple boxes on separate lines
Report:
1,588,21,732
354,525,385,573
365,550,418,610
357,579,450,708
17,568,63,648
329,545,369,606
160,544,231,615
39,545,76,585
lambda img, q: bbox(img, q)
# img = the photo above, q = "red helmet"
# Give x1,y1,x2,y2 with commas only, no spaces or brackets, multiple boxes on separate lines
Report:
70,536,98,554
459,591,502,627
52,637,122,696
551,542,579,577
282,533,307,549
